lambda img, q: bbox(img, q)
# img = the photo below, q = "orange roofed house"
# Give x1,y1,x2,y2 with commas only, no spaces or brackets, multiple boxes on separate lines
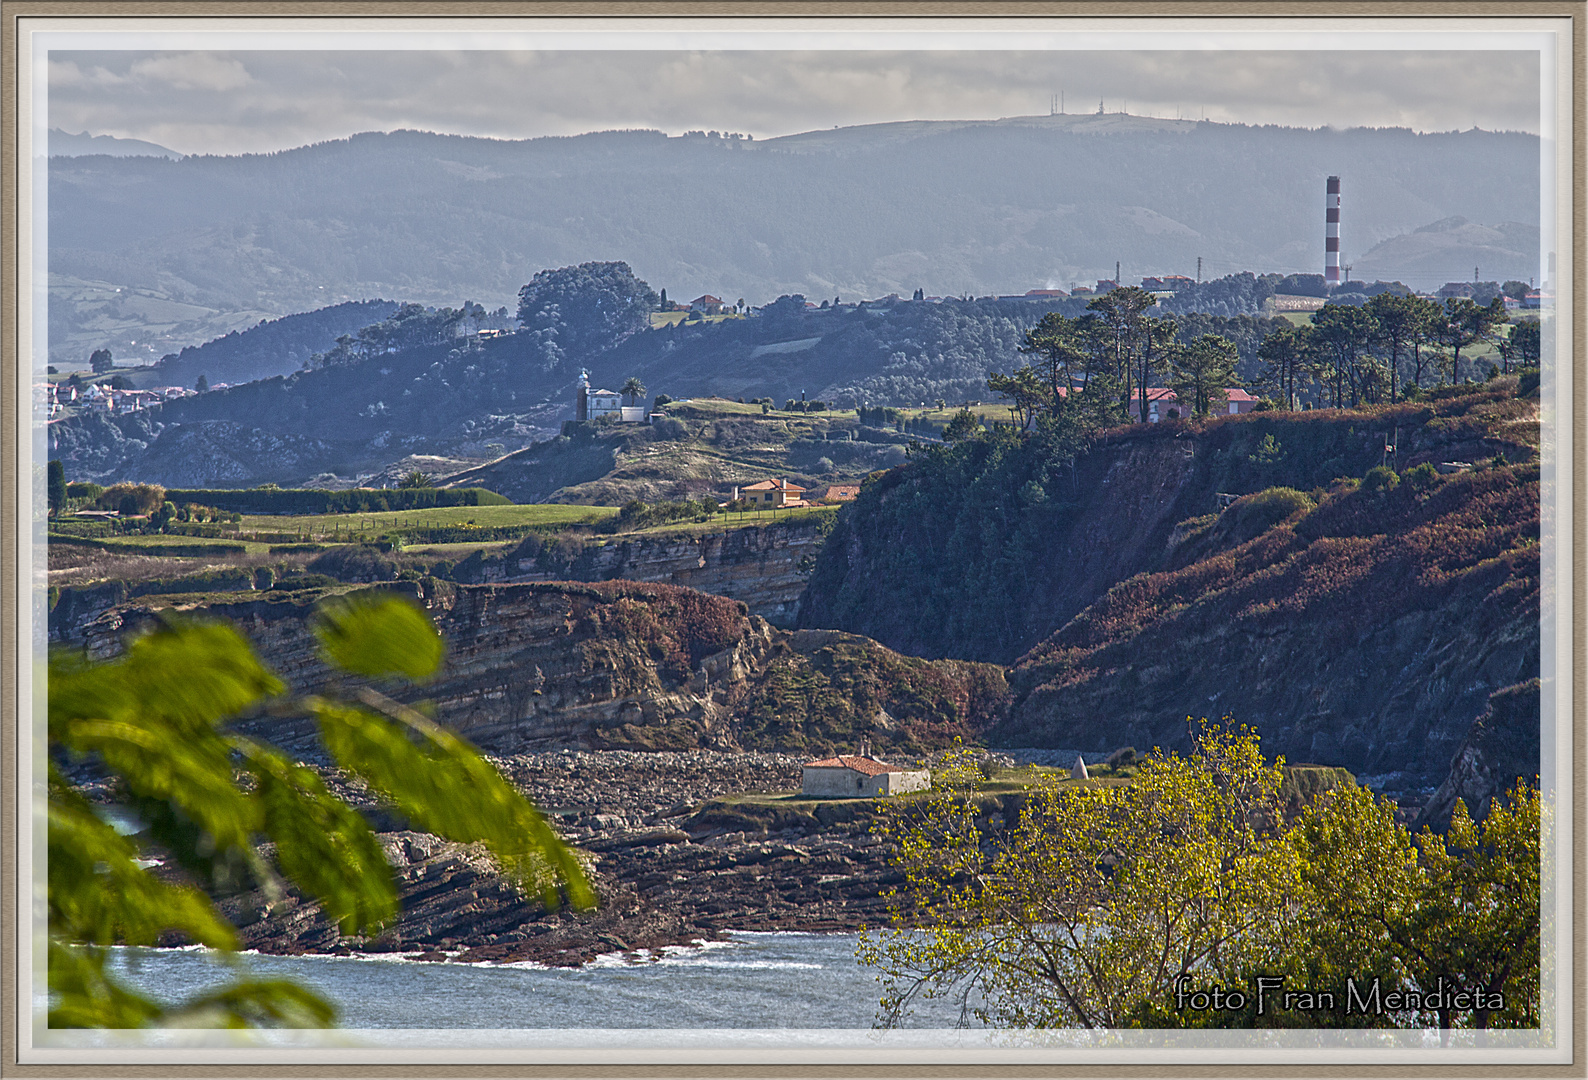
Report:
731,478,809,507
801,754,931,798
1124,387,1259,423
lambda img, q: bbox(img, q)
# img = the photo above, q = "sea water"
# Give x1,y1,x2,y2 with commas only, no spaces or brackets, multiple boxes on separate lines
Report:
103,932,979,1029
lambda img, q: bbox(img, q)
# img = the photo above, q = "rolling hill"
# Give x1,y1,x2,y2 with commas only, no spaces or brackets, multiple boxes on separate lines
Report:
48,116,1539,365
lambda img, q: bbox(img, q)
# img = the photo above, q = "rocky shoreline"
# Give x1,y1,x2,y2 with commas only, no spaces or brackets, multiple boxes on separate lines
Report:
118,746,1363,969
220,750,914,968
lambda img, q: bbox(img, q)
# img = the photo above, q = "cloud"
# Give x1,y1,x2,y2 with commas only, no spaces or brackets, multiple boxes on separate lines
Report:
127,53,253,92
45,48,1540,157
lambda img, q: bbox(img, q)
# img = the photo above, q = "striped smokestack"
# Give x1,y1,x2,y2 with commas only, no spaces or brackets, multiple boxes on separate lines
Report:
1324,175,1341,286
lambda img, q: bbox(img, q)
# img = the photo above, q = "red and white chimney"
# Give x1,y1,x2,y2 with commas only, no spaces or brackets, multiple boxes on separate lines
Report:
1324,176,1342,286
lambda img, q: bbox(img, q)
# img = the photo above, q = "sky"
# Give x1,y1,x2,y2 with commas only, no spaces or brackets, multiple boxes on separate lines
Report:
46,46,1543,157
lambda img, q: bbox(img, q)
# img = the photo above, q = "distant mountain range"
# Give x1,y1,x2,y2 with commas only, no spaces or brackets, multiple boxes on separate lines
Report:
48,129,183,159
47,116,1539,366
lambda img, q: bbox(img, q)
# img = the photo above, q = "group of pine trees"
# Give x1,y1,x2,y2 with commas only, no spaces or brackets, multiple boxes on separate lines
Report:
988,286,1537,428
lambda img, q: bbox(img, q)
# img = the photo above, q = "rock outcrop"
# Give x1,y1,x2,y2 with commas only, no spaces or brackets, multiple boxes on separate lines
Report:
53,578,1008,760
1414,678,1543,832
461,519,826,627
201,750,905,965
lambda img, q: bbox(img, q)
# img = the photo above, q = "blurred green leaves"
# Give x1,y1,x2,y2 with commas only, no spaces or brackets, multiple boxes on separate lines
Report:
312,591,444,681
47,591,591,1028
318,695,594,910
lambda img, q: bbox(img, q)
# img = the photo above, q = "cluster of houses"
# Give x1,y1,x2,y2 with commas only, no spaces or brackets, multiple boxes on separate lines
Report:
1434,281,1551,310
1128,387,1259,422
37,381,209,420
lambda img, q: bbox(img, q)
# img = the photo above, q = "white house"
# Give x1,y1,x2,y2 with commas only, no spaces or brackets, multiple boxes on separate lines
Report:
801,754,930,798
574,368,646,423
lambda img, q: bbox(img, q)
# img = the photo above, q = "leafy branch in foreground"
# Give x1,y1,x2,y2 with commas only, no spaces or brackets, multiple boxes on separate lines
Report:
47,591,593,1028
860,722,1540,1030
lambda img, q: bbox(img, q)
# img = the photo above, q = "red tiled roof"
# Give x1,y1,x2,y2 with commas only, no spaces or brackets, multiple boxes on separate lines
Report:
802,755,898,776
1225,389,1260,402
741,478,805,492
823,485,861,500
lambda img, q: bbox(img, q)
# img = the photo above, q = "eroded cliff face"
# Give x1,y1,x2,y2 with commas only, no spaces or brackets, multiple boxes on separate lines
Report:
474,520,825,627
56,578,1006,759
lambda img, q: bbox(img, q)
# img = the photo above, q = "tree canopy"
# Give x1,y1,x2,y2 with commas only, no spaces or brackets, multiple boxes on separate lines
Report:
47,592,592,1028
860,722,1540,1030
516,261,660,372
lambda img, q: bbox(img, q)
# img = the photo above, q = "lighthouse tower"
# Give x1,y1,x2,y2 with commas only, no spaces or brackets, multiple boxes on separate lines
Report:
575,368,590,422
1324,176,1342,286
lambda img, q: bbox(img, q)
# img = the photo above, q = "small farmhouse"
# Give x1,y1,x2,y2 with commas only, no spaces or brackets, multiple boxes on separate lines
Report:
801,755,930,798
732,478,808,507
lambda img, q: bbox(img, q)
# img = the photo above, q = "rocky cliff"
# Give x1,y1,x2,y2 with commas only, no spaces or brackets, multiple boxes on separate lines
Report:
55,578,1007,760
462,518,826,627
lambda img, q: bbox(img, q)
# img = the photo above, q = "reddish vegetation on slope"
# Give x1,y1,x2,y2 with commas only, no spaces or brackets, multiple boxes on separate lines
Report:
996,462,1539,788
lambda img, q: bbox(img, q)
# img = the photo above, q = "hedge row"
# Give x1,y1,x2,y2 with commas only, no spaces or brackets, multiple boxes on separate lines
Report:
47,534,248,557
394,524,550,545
162,487,511,514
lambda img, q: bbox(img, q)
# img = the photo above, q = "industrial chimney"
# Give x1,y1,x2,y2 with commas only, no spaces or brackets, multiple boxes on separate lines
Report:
1324,176,1342,286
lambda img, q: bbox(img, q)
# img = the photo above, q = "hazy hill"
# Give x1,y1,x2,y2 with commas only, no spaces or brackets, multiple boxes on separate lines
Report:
48,129,183,159
1352,217,1541,288
45,287,1289,487
145,299,401,387
49,116,1539,363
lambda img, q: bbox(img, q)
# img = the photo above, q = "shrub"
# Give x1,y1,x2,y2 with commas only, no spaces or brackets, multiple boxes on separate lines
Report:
1402,462,1441,494
96,482,165,516
306,545,399,583
127,567,255,598
66,482,103,502
1224,487,1314,544
650,416,688,440
161,487,511,514
1361,465,1400,496
271,573,339,591
1515,368,1540,398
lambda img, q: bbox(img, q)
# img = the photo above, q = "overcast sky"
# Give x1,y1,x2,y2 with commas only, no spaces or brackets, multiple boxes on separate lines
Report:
47,46,1542,157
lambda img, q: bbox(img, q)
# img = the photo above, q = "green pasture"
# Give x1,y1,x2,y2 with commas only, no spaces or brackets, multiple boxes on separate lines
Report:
237,503,619,540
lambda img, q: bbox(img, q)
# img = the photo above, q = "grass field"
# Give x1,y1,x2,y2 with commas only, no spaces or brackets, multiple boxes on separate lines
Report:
648,312,746,329
54,534,272,556
237,503,619,540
